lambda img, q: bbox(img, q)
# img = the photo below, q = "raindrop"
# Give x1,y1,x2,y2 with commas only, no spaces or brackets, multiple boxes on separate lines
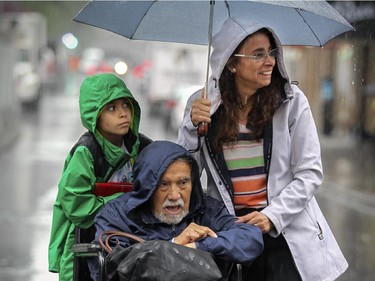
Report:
188,251,195,261
181,263,188,272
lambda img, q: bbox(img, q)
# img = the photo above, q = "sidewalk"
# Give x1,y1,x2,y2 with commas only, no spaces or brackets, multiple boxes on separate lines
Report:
320,133,375,196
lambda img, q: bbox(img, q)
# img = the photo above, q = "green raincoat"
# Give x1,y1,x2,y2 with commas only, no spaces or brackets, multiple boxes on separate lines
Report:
48,73,150,281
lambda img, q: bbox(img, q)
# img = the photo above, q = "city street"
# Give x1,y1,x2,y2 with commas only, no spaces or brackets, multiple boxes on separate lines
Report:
0,83,374,281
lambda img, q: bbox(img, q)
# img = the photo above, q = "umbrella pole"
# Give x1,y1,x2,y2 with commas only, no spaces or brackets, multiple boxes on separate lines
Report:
197,0,215,137
204,0,215,99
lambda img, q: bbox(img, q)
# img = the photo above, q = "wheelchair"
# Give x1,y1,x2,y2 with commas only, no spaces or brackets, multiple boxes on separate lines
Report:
71,183,243,281
72,227,243,281
72,226,104,281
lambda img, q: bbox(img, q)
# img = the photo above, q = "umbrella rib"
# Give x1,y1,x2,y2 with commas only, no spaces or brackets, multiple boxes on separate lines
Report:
295,9,323,47
224,0,231,17
130,2,155,40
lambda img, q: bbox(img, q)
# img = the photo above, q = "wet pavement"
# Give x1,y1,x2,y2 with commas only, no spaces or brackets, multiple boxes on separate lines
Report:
320,134,375,196
0,88,374,280
317,135,375,281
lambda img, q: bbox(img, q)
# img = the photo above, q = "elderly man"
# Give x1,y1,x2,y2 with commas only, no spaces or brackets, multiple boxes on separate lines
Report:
91,141,263,279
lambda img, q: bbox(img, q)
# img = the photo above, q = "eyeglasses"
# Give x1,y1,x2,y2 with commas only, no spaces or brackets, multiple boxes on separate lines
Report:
234,48,278,61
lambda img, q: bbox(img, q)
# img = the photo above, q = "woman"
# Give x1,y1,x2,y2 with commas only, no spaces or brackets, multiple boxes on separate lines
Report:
177,18,348,281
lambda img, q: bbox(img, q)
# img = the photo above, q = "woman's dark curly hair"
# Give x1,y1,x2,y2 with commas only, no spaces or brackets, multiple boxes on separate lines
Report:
212,28,287,152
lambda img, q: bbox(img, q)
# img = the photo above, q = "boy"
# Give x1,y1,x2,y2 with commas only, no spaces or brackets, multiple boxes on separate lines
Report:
48,73,151,281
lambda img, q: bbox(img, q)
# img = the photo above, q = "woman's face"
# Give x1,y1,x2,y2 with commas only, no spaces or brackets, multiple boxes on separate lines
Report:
231,32,276,97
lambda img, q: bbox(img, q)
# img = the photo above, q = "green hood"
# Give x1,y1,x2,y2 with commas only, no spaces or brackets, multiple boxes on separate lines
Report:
79,73,141,162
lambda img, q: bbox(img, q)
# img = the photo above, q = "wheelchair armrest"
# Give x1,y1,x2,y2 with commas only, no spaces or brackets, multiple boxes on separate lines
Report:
72,243,101,257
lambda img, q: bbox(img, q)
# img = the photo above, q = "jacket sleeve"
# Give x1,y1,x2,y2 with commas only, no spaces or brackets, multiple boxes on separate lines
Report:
58,146,122,229
93,195,135,248
176,90,208,176
195,199,263,263
177,90,201,151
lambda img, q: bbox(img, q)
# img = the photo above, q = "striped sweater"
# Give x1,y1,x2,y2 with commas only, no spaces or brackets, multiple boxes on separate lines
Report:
223,123,267,210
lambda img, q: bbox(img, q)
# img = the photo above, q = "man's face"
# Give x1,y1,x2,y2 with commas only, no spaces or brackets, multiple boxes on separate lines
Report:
152,159,192,225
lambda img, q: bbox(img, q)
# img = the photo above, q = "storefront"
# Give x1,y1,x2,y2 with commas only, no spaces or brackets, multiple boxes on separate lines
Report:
285,1,375,138
329,1,375,139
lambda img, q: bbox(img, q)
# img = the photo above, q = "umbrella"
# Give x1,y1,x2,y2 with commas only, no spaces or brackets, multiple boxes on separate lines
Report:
74,0,354,135
74,0,353,47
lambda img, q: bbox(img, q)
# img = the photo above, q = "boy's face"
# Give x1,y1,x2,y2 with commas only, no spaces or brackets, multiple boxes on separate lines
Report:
97,98,132,146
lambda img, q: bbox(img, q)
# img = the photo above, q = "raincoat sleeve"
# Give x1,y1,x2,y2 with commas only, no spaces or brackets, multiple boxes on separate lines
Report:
177,90,201,151
195,198,263,263
262,89,324,237
93,194,135,247
58,146,122,229
177,90,208,175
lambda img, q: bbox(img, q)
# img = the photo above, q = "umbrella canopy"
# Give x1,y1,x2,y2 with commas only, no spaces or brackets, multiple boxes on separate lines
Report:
74,0,354,47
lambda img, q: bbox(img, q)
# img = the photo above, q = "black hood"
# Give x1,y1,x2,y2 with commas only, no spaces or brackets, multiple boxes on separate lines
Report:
125,141,203,215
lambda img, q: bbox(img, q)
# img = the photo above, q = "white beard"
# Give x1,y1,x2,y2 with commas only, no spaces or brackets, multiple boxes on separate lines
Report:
153,198,188,225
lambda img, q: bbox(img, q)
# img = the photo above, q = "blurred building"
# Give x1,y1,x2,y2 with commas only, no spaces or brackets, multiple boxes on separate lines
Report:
284,1,375,140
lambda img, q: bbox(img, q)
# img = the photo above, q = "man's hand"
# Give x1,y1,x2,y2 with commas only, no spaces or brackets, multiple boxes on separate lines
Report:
173,222,217,246
191,97,211,127
236,211,273,234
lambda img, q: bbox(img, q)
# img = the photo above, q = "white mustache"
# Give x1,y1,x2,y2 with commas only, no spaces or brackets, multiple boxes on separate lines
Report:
162,198,184,208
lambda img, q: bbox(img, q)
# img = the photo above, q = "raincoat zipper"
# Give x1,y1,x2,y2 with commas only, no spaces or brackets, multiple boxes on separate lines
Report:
317,221,324,240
